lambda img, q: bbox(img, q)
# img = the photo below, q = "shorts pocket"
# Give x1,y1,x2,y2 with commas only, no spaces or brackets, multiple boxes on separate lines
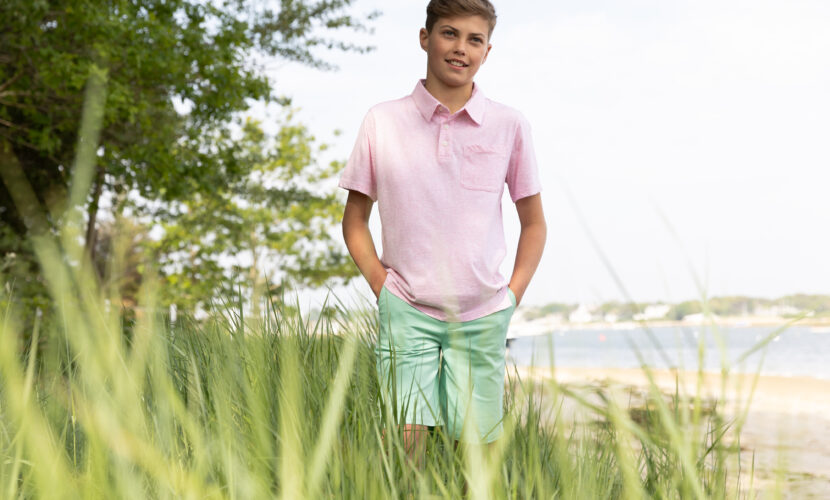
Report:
461,144,508,193
376,273,390,305
507,287,516,306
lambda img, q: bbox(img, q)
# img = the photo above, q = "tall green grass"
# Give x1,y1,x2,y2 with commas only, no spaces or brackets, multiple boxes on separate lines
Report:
0,260,754,498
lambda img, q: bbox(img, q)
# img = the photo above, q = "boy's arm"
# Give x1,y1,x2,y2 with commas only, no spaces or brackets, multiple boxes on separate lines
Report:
342,189,387,300
508,193,547,306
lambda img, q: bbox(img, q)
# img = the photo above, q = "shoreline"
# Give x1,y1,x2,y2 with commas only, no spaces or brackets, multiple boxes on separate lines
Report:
510,366,830,497
507,316,830,338
505,361,830,384
507,316,830,339
510,366,830,414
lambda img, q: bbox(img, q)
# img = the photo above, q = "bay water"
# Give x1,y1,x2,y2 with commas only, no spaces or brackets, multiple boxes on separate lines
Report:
506,325,830,380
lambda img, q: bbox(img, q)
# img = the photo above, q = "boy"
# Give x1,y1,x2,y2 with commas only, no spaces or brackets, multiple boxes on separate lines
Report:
340,0,546,464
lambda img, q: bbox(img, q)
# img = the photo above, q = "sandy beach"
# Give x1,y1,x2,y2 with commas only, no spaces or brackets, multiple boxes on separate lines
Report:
509,366,830,498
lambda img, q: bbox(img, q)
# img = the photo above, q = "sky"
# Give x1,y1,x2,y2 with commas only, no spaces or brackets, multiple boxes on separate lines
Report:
249,0,830,310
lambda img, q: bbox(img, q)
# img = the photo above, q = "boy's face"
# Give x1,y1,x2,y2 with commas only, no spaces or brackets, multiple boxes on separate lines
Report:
419,15,492,92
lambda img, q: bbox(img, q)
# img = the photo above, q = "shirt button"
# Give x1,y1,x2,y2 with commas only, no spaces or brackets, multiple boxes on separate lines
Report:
442,141,448,146
443,124,449,130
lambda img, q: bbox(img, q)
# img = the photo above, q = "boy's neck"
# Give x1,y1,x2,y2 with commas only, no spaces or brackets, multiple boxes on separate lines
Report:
423,77,474,114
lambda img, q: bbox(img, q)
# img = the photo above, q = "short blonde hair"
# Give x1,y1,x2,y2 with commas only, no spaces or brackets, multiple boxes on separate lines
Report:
425,0,497,39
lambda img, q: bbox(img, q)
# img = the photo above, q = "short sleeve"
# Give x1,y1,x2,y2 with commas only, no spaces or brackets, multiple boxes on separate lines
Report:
506,114,542,203
338,110,377,201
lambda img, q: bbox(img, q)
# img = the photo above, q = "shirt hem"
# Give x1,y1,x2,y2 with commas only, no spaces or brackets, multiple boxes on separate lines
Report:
384,282,513,323
510,188,542,203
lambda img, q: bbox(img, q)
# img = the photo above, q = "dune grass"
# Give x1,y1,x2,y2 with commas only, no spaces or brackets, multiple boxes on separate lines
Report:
0,251,759,499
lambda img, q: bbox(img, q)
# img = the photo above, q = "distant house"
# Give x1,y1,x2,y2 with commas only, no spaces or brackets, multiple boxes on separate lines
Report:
569,304,595,324
634,304,671,321
754,305,801,317
682,312,707,324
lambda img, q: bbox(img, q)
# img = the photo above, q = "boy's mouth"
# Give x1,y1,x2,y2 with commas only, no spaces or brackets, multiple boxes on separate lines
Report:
445,58,469,68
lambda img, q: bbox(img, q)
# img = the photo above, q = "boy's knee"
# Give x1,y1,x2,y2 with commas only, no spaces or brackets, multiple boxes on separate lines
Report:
402,423,430,437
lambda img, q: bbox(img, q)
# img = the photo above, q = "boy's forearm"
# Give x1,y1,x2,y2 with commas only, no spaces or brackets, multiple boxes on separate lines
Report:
509,221,547,305
342,218,387,295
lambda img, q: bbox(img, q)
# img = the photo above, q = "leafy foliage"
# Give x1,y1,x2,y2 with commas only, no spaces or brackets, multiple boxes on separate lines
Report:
148,114,356,312
1,0,376,316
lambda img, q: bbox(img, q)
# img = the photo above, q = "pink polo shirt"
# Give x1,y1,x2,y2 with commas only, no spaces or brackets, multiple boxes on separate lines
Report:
339,80,542,322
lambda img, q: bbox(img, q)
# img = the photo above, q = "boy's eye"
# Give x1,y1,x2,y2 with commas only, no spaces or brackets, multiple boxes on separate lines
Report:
471,37,483,44
442,30,456,37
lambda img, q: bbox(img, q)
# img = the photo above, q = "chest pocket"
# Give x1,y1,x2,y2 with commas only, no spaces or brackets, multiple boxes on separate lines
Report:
460,144,509,193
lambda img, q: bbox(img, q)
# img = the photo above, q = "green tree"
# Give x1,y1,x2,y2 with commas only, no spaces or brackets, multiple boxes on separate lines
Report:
668,300,703,321
150,114,355,312
523,302,575,321
1,0,376,316
776,294,830,315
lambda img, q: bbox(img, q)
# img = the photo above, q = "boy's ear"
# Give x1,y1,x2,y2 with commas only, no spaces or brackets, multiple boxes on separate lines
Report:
419,27,429,52
482,43,492,64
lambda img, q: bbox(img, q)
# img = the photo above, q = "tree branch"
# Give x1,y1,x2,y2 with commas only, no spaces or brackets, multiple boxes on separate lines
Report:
84,166,105,271
0,139,51,237
0,71,22,94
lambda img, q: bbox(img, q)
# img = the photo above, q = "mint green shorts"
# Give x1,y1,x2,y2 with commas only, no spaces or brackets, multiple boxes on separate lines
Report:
376,285,517,443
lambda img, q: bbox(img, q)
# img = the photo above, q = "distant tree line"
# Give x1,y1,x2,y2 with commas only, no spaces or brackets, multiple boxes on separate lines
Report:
521,295,830,322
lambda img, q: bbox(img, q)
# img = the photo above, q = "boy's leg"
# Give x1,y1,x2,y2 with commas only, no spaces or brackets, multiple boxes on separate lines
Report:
379,424,431,469
439,289,517,445
376,286,444,464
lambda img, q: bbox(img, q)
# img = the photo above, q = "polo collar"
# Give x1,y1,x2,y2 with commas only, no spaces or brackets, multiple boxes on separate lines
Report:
411,79,485,126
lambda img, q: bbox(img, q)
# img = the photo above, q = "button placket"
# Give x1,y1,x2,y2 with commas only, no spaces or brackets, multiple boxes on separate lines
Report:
438,116,451,160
